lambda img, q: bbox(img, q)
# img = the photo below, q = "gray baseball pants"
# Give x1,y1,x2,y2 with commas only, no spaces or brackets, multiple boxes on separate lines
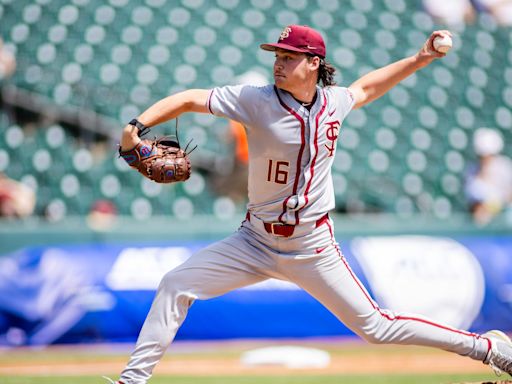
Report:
119,214,490,384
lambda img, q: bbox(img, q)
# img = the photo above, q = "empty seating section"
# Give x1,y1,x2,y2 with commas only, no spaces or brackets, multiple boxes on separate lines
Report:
0,0,510,219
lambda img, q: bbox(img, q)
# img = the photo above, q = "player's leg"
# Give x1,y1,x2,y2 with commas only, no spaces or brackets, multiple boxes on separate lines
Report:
119,230,271,384
280,219,491,362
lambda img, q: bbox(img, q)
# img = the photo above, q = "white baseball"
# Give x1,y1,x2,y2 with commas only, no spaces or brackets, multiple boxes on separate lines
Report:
433,35,452,54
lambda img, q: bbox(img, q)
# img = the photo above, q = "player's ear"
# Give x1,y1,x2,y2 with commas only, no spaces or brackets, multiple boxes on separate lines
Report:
307,55,321,71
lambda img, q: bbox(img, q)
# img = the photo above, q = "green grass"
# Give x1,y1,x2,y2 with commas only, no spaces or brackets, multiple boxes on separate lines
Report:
0,374,500,384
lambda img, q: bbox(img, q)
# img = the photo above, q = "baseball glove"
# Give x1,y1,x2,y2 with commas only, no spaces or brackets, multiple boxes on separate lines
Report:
119,137,192,183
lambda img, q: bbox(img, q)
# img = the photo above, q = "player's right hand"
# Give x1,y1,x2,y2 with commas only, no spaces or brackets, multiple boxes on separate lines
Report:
417,30,452,62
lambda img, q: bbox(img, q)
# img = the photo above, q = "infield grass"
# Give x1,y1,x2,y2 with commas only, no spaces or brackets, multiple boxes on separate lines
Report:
0,374,501,383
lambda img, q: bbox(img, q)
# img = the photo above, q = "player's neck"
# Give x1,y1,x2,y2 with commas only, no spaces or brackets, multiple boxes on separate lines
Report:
290,84,318,108
293,91,317,110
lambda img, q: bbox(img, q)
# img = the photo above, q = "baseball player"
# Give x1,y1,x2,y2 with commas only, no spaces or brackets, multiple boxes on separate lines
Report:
109,25,512,384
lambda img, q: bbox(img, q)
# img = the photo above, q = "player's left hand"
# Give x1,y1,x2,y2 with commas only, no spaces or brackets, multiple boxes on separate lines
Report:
417,30,452,61
119,137,192,183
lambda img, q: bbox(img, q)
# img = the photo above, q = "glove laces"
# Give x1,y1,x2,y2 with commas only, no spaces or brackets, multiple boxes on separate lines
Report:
147,118,197,156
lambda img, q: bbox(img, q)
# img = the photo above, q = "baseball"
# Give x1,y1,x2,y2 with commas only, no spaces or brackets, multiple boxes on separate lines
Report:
433,35,452,54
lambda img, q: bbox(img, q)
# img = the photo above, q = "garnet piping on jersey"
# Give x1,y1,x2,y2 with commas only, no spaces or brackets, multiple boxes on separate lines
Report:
206,89,215,114
323,218,492,355
274,86,307,225
300,89,327,215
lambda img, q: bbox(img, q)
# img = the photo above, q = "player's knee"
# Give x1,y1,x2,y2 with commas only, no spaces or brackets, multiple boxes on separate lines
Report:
354,310,387,344
158,270,197,309
158,270,187,294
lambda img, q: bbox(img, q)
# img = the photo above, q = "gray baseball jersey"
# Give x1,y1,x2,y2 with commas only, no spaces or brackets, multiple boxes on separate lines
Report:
207,84,353,224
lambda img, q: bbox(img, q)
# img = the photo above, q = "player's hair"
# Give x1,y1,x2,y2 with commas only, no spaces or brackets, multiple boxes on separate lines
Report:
318,59,336,87
308,56,336,87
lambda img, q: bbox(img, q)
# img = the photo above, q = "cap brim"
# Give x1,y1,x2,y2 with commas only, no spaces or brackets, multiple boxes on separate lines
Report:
260,43,310,54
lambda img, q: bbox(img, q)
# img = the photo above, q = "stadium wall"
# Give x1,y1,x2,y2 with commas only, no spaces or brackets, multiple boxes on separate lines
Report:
0,213,511,346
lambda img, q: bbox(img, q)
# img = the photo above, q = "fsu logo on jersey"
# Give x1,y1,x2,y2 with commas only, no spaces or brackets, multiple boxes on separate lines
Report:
324,120,340,157
279,27,292,41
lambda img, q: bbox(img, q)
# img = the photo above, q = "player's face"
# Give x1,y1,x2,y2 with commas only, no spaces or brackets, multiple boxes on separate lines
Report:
273,49,316,93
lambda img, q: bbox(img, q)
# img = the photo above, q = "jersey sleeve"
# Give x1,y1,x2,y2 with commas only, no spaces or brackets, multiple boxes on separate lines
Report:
333,86,356,121
207,84,263,127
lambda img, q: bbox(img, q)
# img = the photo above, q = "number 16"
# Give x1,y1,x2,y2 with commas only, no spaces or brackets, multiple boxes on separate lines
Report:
267,159,289,184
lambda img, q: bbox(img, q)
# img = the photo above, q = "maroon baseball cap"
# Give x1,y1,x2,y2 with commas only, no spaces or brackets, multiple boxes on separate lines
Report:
260,25,326,58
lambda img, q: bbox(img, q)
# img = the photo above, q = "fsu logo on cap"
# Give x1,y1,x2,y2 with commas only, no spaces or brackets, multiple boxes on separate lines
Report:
260,24,326,58
279,26,292,41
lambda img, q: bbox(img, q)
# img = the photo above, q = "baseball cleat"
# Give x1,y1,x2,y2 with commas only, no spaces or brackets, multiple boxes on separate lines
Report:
482,330,512,377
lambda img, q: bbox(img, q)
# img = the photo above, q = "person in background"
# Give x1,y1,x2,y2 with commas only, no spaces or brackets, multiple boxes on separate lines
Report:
422,0,476,28
471,0,512,26
465,127,512,225
0,173,36,219
86,199,118,231
0,37,15,81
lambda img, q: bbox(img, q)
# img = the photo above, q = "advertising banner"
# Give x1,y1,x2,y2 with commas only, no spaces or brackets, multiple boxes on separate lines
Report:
0,236,510,345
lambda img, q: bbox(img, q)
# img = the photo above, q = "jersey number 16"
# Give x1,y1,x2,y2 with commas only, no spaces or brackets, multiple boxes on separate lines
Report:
267,159,289,185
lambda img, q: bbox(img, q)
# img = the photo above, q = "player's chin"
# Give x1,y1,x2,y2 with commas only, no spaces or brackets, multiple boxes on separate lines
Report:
274,76,288,90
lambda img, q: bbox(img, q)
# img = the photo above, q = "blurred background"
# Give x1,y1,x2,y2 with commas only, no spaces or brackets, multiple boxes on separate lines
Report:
0,0,511,348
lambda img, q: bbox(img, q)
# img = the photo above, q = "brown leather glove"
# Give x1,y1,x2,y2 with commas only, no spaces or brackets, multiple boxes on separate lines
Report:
119,137,191,183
